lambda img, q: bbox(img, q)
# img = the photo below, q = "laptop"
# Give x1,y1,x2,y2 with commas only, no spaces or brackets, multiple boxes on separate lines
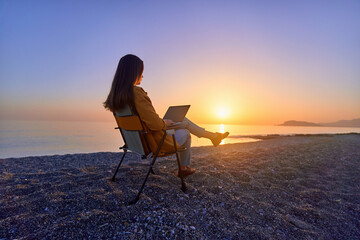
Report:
163,105,190,123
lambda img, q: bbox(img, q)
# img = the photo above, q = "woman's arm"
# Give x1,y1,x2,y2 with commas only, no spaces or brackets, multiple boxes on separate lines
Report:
133,87,167,131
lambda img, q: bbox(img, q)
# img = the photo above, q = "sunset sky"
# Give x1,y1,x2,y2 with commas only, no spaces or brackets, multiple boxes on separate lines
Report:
1,1,359,125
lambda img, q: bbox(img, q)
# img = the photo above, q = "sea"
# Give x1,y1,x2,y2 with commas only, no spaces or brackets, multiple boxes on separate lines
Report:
1,120,359,159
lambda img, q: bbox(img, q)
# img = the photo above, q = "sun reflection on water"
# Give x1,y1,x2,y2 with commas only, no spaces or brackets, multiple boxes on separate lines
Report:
219,124,225,145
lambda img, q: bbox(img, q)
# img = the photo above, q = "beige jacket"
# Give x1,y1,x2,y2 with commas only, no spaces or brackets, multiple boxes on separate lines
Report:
133,86,179,153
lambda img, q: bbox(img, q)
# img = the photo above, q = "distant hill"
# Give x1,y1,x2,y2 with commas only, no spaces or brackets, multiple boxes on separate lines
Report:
279,118,360,127
279,120,321,126
321,118,360,127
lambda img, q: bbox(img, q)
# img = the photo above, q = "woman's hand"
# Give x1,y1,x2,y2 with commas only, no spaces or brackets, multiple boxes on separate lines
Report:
163,119,175,126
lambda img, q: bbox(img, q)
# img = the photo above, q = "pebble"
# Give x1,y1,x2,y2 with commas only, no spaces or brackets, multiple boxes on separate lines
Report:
285,214,312,230
258,209,264,215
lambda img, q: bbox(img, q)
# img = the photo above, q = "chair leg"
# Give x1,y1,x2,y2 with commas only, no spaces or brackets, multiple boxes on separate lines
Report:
143,155,155,174
112,149,127,181
129,132,167,205
172,135,187,192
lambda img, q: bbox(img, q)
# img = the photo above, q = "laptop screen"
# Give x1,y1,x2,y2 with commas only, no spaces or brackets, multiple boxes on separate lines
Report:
163,105,190,122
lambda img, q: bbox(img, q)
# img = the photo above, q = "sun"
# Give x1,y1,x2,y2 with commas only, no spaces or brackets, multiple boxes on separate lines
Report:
217,107,229,119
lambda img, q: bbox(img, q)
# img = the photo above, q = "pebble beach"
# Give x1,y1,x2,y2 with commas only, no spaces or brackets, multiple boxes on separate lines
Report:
1,134,360,239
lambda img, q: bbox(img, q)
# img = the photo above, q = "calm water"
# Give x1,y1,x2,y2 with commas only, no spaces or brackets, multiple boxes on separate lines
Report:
1,120,359,159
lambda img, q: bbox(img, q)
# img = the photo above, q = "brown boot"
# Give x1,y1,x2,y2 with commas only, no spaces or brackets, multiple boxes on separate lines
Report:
177,167,196,178
211,132,229,147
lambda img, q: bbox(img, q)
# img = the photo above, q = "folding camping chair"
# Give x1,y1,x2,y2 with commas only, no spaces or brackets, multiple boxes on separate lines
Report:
111,105,187,204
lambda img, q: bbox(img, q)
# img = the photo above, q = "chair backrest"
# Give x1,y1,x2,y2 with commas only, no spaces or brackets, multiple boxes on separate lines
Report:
114,105,148,156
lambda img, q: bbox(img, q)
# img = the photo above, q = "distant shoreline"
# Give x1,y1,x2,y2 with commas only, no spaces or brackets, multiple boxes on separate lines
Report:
279,118,360,127
229,132,360,140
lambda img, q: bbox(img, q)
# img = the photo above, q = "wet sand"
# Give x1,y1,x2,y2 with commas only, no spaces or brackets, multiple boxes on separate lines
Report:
1,134,359,239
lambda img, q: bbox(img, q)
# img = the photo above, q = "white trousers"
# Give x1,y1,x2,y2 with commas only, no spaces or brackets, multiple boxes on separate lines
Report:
172,118,205,166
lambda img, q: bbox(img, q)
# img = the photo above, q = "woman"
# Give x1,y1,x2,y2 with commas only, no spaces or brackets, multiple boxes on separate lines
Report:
104,54,229,177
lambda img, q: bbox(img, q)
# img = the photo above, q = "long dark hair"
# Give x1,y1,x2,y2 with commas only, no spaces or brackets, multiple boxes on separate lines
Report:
104,54,144,112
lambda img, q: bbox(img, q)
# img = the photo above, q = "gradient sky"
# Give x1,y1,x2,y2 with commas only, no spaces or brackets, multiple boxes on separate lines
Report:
1,0,359,125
